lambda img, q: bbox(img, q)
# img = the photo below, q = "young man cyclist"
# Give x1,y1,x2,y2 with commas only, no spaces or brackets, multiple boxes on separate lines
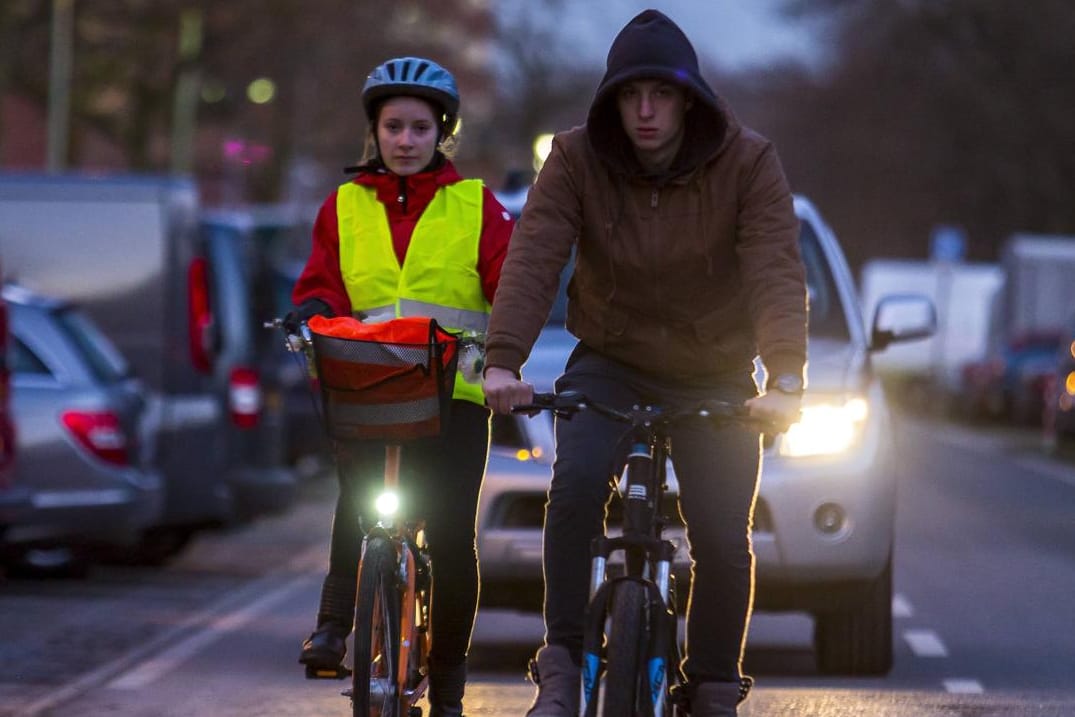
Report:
286,56,513,717
483,10,807,717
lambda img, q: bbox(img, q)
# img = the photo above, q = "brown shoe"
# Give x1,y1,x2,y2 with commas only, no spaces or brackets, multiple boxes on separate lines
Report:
525,645,579,717
690,678,753,717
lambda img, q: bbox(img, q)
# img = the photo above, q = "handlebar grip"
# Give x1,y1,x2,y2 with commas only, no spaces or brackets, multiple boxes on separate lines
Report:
511,391,583,416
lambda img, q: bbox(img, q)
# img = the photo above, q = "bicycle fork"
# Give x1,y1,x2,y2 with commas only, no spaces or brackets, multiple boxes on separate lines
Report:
580,442,678,717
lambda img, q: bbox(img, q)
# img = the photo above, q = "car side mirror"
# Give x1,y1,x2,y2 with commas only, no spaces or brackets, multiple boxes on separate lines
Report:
869,294,936,352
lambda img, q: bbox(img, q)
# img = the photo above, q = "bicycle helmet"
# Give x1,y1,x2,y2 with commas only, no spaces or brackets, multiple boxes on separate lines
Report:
362,57,460,135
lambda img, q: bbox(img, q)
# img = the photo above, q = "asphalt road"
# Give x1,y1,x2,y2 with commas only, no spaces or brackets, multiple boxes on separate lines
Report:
2,416,1074,716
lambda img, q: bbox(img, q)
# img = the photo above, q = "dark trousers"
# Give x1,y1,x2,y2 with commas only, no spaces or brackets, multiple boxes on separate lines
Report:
326,399,490,667
544,344,761,683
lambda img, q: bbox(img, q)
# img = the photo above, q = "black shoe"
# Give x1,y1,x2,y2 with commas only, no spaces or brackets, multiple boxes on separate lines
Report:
298,624,347,670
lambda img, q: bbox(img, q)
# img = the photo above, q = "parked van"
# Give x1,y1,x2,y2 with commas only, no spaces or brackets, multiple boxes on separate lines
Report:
197,206,312,502
199,204,331,466
0,172,295,562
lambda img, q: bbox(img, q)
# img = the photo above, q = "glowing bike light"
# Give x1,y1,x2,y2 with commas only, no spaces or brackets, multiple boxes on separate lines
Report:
375,491,400,518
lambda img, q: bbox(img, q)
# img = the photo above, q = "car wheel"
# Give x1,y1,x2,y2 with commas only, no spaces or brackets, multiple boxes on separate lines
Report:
813,555,893,676
1054,432,1075,459
125,526,197,566
8,547,91,579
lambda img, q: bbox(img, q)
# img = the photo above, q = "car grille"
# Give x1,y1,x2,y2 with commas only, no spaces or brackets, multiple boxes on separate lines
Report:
489,494,773,534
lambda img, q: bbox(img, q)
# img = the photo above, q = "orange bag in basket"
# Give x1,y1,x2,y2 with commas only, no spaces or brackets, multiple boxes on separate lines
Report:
306,315,458,441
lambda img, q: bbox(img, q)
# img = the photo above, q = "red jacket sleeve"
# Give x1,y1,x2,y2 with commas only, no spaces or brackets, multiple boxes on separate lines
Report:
478,187,513,304
290,192,353,318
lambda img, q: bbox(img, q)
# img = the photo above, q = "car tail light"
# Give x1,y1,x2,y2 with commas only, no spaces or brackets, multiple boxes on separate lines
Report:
229,366,261,429
61,410,130,466
188,256,213,374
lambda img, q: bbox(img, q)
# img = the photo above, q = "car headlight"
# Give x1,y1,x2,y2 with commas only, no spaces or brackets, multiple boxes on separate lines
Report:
778,396,869,458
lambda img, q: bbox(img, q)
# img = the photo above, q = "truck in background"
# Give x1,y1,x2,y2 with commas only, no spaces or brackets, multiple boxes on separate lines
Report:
0,172,296,563
965,234,1075,424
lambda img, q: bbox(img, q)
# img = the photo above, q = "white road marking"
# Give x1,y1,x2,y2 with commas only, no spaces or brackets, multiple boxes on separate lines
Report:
892,593,914,618
1014,455,1075,488
14,545,326,715
903,629,949,657
944,678,985,694
904,419,1075,488
107,572,313,690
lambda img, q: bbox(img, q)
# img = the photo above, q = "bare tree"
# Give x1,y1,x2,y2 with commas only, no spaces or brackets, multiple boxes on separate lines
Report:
733,0,1075,269
488,0,601,183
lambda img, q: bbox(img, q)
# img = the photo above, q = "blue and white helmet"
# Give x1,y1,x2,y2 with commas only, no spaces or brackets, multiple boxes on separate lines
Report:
362,57,460,135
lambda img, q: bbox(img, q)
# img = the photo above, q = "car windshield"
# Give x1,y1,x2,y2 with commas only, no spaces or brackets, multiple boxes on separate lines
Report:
54,308,130,383
800,222,850,341
10,336,49,375
544,227,848,341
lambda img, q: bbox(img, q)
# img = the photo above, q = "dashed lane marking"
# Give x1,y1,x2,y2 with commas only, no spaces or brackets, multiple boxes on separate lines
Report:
892,593,914,618
903,629,949,657
944,678,985,694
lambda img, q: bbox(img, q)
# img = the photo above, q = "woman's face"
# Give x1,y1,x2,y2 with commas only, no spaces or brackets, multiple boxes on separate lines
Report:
376,97,440,176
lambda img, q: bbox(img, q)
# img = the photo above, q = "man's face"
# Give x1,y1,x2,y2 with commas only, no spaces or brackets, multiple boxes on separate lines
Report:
616,79,692,158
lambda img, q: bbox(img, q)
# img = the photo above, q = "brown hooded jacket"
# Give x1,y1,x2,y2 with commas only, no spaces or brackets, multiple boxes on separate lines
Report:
485,9,807,384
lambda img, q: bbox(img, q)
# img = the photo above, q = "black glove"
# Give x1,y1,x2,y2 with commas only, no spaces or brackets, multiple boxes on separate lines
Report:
282,298,333,334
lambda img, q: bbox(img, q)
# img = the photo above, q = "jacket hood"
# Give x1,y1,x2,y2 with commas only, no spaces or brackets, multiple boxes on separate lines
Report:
586,9,733,179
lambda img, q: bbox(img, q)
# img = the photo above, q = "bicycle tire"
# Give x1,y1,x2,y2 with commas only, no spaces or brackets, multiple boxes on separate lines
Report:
399,547,430,702
599,580,648,717
352,537,401,717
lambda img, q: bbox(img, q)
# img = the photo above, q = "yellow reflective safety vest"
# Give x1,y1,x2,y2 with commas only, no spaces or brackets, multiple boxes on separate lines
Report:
336,179,489,405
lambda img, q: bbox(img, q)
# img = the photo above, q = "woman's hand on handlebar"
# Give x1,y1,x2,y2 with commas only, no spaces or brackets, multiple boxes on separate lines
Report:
745,390,802,433
483,366,534,415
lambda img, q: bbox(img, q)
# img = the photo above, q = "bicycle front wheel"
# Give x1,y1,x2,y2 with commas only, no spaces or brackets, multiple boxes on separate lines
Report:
352,537,401,717
599,580,648,717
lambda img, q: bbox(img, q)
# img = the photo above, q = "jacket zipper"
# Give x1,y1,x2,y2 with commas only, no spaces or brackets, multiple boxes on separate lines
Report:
397,176,407,213
650,188,659,208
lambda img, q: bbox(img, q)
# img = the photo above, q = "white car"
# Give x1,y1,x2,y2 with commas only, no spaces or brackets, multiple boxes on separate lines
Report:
476,196,934,676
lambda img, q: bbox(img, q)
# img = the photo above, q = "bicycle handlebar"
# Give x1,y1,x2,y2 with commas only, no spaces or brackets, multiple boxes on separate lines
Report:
513,390,790,434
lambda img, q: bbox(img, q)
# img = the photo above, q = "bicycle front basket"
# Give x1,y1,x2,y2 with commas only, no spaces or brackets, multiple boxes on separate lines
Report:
308,316,459,442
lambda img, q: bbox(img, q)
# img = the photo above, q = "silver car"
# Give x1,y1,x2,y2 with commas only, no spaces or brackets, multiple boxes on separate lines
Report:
476,196,934,676
1,285,163,572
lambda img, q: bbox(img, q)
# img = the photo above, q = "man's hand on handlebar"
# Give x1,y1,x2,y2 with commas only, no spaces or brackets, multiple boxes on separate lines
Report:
745,390,802,433
483,366,533,415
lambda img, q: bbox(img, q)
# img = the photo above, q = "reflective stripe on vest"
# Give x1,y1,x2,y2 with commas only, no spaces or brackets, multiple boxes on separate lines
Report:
336,179,489,404
328,396,441,426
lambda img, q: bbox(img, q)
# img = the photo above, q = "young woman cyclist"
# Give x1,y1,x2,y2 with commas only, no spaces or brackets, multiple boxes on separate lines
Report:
286,56,513,717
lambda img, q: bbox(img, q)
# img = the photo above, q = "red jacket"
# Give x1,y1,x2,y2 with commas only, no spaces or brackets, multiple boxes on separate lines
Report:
292,159,513,318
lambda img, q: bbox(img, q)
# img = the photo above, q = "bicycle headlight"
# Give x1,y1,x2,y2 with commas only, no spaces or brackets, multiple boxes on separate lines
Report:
778,396,869,458
374,490,400,518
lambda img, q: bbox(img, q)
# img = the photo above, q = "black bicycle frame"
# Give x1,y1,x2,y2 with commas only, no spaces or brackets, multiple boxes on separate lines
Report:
517,391,774,717
581,422,685,717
